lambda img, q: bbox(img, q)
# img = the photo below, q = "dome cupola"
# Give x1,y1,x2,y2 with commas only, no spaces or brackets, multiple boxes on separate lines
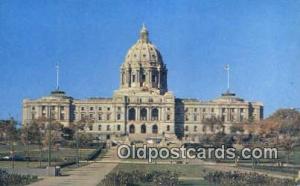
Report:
123,25,164,68
119,25,168,95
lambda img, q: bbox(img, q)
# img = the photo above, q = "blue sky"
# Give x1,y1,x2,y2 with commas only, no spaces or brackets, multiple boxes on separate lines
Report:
0,0,300,121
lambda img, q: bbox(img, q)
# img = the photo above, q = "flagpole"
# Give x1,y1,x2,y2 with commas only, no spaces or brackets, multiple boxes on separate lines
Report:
227,65,230,92
56,64,59,90
225,64,230,92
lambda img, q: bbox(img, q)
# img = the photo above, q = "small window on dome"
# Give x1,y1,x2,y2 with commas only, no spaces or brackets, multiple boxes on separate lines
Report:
143,54,146,58
150,48,153,51
152,55,155,58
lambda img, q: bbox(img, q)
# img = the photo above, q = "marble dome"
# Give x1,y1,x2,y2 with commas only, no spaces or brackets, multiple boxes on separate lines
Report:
124,25,163,67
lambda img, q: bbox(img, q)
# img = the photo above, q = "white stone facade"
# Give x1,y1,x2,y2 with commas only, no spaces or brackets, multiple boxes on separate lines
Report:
22,26,263,140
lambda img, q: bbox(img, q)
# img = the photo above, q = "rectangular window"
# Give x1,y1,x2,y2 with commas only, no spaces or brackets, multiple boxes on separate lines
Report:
107,125,111,131
107,107,110,111
194,126,197,132
185,115,189,121
60,106,65,110
89,125,93,131
60,113,65,120
98,114,102,120
152,75,156,82
107,114,111,120
98,107,102,111
167,114,171,121
117,114,121,120
90,107,94,111
117,125,121,131
81,107,85,111
132,75,136,82
98,125,101,131
194,108,197,112
221,115,225,122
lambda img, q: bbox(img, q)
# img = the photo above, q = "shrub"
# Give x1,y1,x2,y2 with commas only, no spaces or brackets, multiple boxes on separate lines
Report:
0,169,38,186
101,170,178,186
204,171,297,186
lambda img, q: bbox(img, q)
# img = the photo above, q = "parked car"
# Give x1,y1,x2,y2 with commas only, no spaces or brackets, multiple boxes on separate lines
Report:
0,155,27,161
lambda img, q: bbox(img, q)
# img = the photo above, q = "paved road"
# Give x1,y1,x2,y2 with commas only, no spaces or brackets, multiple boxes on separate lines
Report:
29,163,117,186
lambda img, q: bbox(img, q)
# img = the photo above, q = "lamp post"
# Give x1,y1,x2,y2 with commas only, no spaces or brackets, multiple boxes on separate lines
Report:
9,117,16,169
76,123,80,167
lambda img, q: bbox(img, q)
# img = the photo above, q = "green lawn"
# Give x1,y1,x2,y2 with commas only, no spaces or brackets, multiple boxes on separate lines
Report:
0,161,49,168
288,148,300,164
1,143,95,157
119,180,212,186
0,143,97,168
212,147,300,165
179,179,212,186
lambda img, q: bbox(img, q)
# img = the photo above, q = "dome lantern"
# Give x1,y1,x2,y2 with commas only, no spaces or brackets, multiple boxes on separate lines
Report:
140,24,149,43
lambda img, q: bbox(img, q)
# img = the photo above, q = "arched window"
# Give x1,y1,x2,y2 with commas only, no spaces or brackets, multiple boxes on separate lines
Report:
194,126,197,132
152,124,158,134
202,126,206,133
129,124,135,134
166,125,170,131
128,108,136,121
122,72,125,85
151,108,159,121
185,126,189,131
141,124,146,134
140,108,147,121
152,74,156,83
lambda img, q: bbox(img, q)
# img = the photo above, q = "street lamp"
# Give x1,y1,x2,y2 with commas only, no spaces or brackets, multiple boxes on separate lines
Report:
75,123,80,167
48,107,53,167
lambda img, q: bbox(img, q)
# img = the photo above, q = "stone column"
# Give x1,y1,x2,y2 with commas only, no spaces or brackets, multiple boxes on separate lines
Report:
148,107,152,121
149,70,152,87
38,106,42,119
158,70,161,89
136,107,140,121
126,69,131,87
136,70,140,84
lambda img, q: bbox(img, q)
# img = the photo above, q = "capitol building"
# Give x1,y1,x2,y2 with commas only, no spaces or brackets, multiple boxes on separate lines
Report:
22,26,263,141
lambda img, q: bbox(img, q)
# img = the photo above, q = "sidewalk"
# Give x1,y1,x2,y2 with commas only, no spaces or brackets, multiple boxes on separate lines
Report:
29,162,117,186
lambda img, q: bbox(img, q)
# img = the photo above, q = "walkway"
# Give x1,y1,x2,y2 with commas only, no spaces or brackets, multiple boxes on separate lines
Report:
29,162,117,186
